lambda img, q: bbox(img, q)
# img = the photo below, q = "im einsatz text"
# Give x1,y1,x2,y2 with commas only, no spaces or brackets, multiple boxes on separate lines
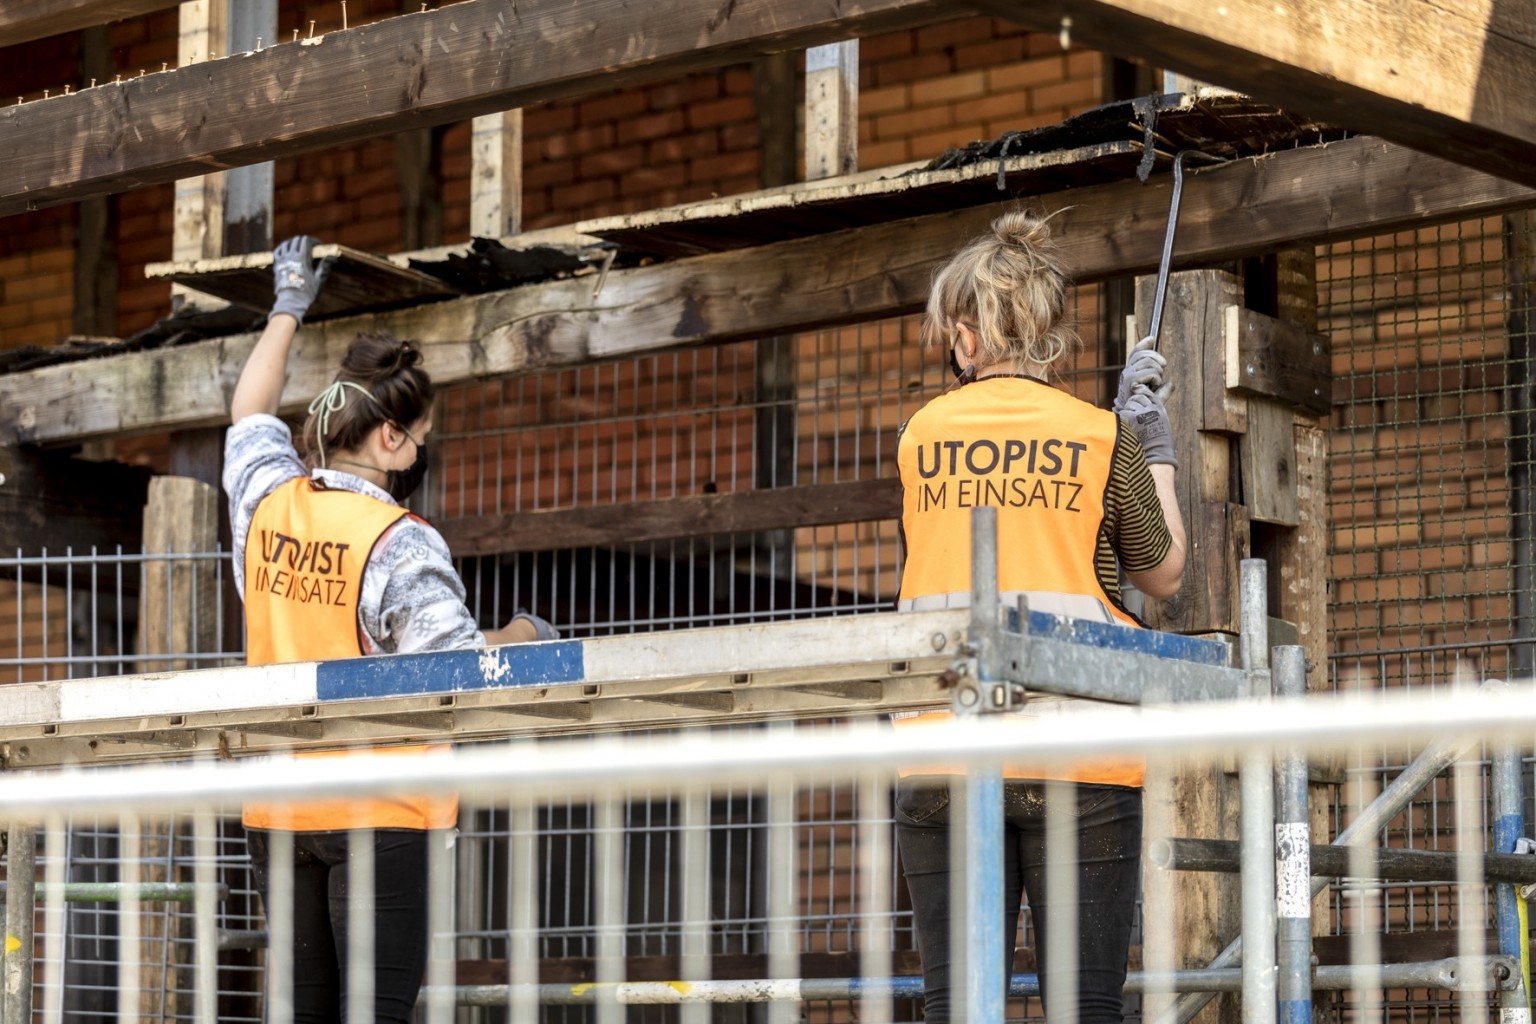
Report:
249,530,353,606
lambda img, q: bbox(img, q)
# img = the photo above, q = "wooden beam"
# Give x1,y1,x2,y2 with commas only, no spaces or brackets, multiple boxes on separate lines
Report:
170,1,228,270
73,26,117,337
0,0,956,216
2,136,1533,446
0,1,173,48
804,42,859,179
437,479,901,556
470,111,522,239
967,0,1536,187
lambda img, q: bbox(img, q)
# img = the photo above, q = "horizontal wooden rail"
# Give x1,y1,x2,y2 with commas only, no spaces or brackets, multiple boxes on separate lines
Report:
0,0,954,215
437,479,902,556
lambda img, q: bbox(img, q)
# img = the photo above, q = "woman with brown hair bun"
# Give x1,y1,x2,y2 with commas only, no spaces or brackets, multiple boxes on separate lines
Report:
223,235,556,1024
893,210,1186,1024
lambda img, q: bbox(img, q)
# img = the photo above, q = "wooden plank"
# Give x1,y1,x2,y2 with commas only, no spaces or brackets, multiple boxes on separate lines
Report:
0,0,174,47
582,91,1338,257
0,0,956,215
170,0,228,270
805,42,859,180
1143,750,1241,1024
470,111,523,239
967,0,1536,187
584,143,1138,258
1240,398,1299,527
137,475,215,1024
436,479,900,557
139,475,218,673
145,244,461,317
5,136,1534,446
1223,306,1330,415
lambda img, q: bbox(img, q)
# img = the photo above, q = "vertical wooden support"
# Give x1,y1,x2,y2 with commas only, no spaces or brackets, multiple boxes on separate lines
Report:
138,476,218,1023
74,26,117,338
174,0,275,308
1267,250,1327,688
171,1,228,305
1132,269,1246,1024
1134,254,1329,1022
804,42,858,179
397,127,445,249
470,111,523,239
1136,269,1249,635
748,51,802,577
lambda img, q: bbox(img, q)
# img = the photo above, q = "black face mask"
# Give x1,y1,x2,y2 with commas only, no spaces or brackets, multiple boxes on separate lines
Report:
387,439,429,503
949,344,976,384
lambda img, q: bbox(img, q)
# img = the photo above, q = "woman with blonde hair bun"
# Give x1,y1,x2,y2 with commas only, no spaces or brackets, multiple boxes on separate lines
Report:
893,209,1186,1023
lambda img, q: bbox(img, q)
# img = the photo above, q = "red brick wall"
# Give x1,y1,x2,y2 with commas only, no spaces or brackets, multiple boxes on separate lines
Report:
1322,217,1514,681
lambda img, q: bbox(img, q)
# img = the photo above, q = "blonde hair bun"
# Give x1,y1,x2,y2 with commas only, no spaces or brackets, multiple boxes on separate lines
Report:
921,208,1079,378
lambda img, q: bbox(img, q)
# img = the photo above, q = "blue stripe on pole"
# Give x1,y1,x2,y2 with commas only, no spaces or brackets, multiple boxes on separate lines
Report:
1279,1000,1311,1024
316,641,586,700
1012,609,1228,665
1494,812,1526,959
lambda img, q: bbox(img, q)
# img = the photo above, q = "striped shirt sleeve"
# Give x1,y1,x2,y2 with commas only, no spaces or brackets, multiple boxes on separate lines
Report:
1102,421,1173,574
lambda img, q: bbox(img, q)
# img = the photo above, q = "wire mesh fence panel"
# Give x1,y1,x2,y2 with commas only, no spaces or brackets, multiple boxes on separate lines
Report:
1322,211,1534,1023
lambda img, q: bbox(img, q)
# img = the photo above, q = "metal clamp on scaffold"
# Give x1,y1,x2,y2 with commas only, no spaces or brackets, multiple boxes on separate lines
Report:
950,506,1026,717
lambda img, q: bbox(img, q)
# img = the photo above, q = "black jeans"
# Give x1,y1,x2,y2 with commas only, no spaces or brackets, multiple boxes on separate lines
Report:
246,828,433,1024
894,778,1142,1024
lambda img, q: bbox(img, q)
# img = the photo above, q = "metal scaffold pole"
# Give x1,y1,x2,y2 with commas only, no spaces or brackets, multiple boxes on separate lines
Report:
3,824,35,1024
1272,645,1311,1024
960,505,1006,1024
1238,559,1275,1024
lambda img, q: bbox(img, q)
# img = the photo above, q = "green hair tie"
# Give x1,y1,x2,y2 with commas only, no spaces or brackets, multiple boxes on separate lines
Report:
306,380,381,468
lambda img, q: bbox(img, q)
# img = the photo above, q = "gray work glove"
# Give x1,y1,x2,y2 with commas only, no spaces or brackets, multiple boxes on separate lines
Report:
1113,335,1166,413
1119,381,1177,468
269,235,333,325
511,611,560,641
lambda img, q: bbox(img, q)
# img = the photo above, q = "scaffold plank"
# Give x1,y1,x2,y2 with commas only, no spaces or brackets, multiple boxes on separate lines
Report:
0,610,1239,768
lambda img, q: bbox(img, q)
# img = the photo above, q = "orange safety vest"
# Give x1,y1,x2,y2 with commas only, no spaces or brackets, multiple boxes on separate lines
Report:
895,377,1146,787
242,477,459,831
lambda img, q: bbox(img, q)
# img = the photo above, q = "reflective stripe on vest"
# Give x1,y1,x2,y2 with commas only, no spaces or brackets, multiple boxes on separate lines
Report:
242,477,457,831
895,378,1143,787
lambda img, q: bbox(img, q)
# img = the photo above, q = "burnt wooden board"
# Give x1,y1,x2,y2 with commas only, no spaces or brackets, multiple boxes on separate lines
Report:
582,143,1142,258
145,245,461,319
582,92,1345,258
437,478,902,557
969,0,1536,187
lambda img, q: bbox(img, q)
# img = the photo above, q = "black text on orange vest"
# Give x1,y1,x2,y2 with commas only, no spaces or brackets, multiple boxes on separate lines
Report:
250,530,353,606
914,437,1087,513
